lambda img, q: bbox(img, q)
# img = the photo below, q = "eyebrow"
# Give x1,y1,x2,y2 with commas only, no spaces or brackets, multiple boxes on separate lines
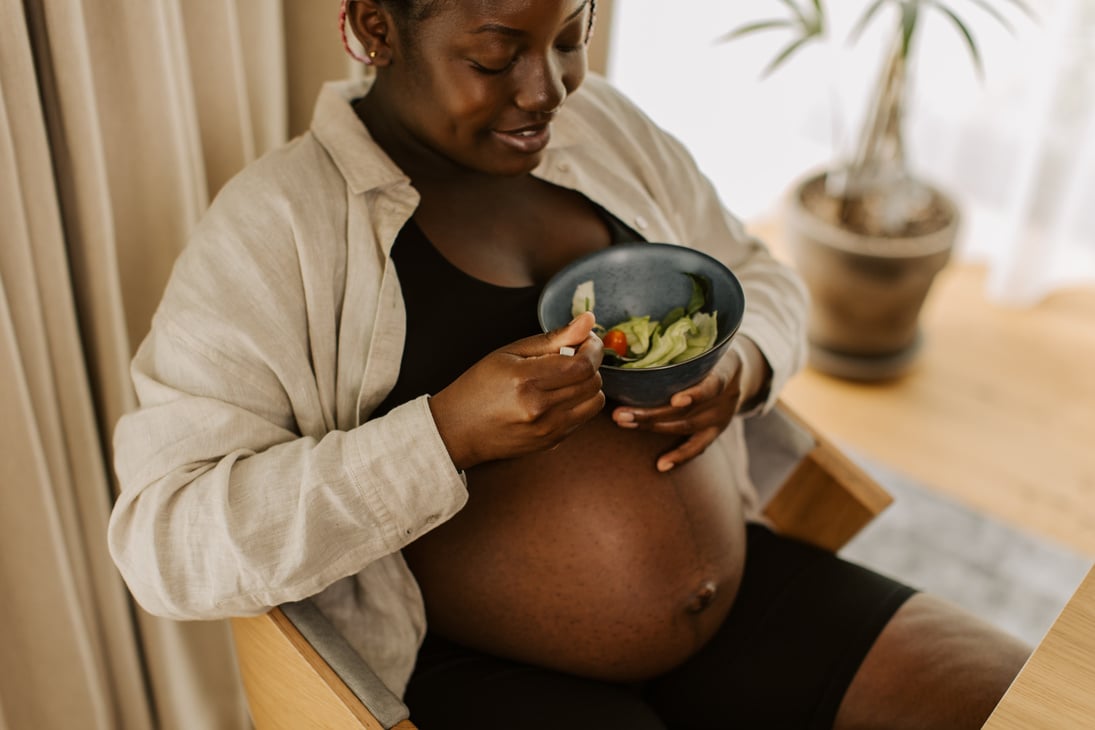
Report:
470,1,589,37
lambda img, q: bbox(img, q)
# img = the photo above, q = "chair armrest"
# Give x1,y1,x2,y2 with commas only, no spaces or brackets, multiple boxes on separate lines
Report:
231,601,415,730
748,401,893,552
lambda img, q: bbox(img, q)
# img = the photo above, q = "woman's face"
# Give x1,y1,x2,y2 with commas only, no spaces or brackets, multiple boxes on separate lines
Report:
363,0,591,178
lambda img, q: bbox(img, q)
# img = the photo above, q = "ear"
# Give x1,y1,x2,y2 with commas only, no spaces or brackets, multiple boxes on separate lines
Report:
346,0,395,65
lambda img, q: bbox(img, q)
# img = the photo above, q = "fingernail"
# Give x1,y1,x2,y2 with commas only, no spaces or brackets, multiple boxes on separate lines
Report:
673,395,692,407
615,411,634,423
658,460,674,472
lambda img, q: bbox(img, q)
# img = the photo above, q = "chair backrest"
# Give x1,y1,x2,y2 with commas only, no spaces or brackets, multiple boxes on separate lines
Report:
232,400,892,729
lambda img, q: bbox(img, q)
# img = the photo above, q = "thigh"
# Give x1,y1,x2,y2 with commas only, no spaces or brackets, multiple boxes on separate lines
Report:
644,523,915,730
834,592,1030,730
404,633,667,730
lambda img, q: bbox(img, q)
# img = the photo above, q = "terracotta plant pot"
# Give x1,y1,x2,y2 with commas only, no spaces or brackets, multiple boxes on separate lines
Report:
784,171,959,380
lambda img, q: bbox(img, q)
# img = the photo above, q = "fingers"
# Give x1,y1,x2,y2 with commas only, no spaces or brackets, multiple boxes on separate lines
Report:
656,427,720,472
613,401,690,426
518,337,605,395
497,312,603,392
609,362,740,472
554,387,608,436
610,376,721,431
669,370,723,408
518,365,605,417
431,314,608,468
611,354,742,430
613,405,712,436
508,311,598,358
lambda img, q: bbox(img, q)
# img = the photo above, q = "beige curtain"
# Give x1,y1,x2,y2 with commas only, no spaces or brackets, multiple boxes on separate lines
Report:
1,0,615,726
1,1,347,728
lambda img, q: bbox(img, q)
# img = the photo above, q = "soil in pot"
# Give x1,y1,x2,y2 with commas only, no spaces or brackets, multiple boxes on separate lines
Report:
786,172,958,380
800,173,955,240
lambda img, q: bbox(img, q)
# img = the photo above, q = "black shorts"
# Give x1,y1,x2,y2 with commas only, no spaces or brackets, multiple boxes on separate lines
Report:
404,523,917,730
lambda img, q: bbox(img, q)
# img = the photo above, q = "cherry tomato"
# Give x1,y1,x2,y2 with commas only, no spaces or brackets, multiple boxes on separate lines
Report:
602,329,629,358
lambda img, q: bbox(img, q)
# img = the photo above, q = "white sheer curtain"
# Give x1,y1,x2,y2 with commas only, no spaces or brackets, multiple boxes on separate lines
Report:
606,0,1095,305
1,1,348,727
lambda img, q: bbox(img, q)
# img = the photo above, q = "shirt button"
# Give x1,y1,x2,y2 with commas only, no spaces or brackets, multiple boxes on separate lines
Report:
557,161,571,172
635,215,649,230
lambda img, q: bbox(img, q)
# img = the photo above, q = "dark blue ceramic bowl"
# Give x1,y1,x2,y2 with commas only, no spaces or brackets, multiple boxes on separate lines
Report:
538,242,745,407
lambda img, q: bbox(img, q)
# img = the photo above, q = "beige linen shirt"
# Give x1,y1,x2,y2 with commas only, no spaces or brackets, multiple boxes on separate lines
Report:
108,74,807,696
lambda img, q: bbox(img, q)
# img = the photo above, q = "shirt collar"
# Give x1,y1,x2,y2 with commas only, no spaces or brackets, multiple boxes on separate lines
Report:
310,79,410,195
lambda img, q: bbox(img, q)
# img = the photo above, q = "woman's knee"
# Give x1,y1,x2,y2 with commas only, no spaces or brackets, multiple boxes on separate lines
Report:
834,592,1030,730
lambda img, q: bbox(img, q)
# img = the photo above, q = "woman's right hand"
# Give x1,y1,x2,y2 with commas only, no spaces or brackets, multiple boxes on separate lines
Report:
429,311,605,470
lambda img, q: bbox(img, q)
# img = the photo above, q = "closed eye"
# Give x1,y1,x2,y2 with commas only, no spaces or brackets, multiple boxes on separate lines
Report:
471,57,517,75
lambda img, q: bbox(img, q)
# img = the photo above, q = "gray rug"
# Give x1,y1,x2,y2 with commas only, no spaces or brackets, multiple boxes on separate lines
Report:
840,452,1093,647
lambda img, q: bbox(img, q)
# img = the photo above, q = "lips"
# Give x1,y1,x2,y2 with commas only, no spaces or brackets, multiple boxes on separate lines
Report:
492,122,552,154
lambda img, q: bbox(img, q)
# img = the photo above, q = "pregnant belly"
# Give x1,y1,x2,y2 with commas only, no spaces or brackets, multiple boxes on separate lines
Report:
402,413,747,681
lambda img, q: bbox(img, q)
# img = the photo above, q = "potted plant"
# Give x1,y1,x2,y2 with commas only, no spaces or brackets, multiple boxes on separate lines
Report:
722,0,1032,380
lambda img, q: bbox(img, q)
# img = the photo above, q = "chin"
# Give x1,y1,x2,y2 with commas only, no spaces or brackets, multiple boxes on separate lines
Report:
491,152,546,178
459,158,541,179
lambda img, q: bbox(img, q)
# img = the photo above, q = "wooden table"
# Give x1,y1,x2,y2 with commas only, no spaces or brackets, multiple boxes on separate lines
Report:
748,219,1095,558
984,565,1095,728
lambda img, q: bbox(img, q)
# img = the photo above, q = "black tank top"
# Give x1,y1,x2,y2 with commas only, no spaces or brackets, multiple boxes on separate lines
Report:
372,210,641,417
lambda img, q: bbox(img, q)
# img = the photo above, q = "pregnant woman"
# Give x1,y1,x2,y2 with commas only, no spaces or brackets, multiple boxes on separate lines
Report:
108,1,1029,728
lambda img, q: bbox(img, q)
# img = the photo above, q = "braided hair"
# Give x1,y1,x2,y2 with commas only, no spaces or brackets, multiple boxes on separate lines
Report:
340,0,597,64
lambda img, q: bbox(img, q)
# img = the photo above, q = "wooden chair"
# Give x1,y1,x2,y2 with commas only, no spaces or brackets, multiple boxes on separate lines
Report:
231,400,893,729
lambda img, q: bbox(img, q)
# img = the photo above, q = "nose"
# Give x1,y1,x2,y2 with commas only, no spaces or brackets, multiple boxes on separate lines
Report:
515,55,566,114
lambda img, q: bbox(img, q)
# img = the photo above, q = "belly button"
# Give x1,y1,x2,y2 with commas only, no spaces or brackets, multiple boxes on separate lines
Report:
686,580,718,614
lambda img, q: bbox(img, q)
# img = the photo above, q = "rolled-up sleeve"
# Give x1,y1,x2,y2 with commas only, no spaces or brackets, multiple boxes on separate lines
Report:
110,395,464,620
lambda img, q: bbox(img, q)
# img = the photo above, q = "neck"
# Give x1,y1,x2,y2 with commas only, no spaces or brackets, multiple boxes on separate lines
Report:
355,91,526,194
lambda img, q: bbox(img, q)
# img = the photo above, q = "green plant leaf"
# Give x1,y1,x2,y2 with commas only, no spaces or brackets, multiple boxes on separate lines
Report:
994,0,1038,22
776,0,809,25
936,5,984,76
848,0,890,44
763,35,821,77
717,0,1032,212
951,0,1016,33
717,1,825,74
900,1,921,57
716,19,795,44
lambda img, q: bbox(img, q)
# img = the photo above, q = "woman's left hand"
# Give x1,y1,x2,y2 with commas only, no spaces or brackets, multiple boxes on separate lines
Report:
610,338,770,472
